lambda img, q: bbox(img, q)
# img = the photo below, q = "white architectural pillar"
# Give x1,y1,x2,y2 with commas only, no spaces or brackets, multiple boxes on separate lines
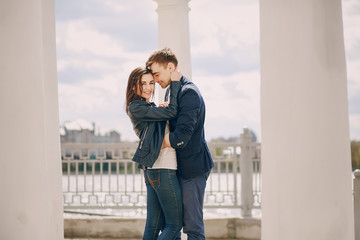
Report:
240,128,254,217
153,0,192,102
260,1,354,240
354,170,360,240
0,1,64,239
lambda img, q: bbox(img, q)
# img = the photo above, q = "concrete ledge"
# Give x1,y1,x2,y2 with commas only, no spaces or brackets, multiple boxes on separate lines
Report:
64,217,261,239
65,217,145,239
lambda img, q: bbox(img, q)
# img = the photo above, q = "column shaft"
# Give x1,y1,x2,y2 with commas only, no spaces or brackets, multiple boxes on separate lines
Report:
260,0,354,239
0,0,64,239
153,0,192,101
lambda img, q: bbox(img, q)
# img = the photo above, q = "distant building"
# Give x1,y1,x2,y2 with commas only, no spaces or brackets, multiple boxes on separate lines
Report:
210,129,257,143
60,119,121,143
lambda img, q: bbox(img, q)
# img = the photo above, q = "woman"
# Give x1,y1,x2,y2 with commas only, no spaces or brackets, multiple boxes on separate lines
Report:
126,67,182,240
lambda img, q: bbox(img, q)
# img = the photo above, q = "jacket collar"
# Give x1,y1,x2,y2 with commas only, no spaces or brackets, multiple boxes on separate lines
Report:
129,97,153,105
180,75,188,88
164,76,189,101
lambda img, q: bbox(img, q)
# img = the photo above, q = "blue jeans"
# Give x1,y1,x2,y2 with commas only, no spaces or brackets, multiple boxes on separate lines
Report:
176,170,211,240
143,169,183,240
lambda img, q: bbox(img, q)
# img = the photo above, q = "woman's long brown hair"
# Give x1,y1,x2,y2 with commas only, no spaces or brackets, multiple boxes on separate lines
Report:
125,67,152,114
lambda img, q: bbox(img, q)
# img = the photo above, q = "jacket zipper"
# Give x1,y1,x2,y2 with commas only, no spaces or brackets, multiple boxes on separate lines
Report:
139,127,148,149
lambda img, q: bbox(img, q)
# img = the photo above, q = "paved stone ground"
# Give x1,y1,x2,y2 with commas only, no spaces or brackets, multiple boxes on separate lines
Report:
64,216,261,240
64,232,238,239
64,231,188,239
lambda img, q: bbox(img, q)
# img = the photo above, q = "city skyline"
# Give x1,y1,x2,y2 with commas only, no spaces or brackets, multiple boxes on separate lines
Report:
55,0,360,141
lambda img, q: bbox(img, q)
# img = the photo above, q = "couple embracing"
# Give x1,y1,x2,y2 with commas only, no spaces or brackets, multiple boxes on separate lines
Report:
125,47,214,240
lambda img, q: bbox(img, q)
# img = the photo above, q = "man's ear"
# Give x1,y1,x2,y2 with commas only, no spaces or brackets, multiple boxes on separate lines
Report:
167,62,175,72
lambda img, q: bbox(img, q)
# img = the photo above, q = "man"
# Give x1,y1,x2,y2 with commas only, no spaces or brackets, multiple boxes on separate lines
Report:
146,47,214,240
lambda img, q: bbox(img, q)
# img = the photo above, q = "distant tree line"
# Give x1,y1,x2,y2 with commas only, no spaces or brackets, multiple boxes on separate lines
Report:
352,141,360,171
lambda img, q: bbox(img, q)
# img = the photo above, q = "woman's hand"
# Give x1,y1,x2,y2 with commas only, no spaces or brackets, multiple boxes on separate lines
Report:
159,102,169,108
162,133,171,148
170,67,181,82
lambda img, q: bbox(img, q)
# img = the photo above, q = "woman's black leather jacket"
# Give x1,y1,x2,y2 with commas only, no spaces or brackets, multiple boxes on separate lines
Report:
127,81,180,169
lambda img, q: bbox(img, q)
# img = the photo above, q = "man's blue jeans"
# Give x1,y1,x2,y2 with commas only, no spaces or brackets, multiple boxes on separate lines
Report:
176,170,211,240
143,169,183,240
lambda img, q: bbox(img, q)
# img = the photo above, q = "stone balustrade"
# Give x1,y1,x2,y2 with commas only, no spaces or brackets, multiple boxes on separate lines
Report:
62,128,261,217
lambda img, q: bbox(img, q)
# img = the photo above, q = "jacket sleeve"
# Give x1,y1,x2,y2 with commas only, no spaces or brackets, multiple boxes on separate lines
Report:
169,88,201,149
128,81,180,122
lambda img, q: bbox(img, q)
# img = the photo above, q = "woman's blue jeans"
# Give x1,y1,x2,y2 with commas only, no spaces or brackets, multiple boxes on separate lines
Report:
143,169,183,240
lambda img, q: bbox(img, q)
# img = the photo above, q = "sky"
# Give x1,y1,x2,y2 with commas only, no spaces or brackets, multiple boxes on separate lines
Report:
55,0,360,142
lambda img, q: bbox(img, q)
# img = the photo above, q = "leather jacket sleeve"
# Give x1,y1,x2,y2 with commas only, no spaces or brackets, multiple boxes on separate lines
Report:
128,81,180,121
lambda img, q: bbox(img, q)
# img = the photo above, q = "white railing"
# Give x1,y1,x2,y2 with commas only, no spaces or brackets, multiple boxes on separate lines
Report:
354,170,360,240
62,128,261,217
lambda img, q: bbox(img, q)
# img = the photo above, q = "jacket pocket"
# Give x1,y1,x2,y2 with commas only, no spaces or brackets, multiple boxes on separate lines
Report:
139,127,148,149
179,144,202,158
134,146,150,158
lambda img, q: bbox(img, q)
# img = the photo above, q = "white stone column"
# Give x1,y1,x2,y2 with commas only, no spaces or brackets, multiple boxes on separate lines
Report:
260,1,354,240
354,170,360,240
153,0,192,102
0,1,64,239
240,128,254,217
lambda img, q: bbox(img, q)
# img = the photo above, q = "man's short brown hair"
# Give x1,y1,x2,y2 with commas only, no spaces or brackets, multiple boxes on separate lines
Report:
146,47,178,70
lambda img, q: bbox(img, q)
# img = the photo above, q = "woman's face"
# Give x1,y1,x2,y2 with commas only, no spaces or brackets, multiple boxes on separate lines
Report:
137,73,154,102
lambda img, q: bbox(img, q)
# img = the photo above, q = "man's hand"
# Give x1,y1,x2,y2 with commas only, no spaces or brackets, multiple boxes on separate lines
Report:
162,133,171,148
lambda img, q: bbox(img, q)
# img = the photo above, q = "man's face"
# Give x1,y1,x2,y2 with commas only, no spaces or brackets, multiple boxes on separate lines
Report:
150,62,171,89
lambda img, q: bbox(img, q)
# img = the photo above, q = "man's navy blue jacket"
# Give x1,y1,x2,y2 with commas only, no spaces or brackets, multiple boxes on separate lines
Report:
166,76,214,179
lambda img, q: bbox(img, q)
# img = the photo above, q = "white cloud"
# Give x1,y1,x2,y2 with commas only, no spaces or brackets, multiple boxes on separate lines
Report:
342,0,360,140
190,0,259,57
64,20,124,57
57,59,117,72
103,0,157,21
342,0,360,51
54,0,360,142
350,114,360,128
103,0,129,13
193,70,261,139
58,64,131,120
64,119,94,131
349,114,360,140
59,82,108,115
190,36,223,57
347,60,360,97
56,18,153,70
